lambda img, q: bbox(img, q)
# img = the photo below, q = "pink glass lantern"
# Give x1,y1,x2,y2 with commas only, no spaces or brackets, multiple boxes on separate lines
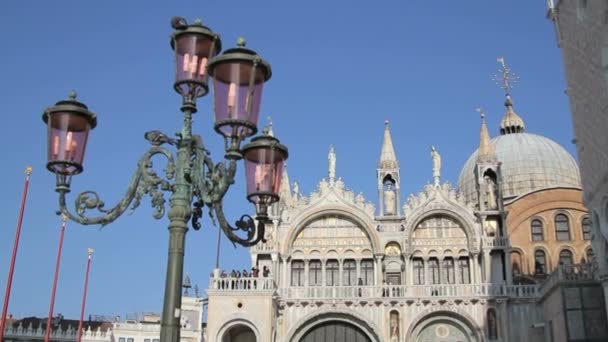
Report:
171,18,221,98
208,38,272,140
43,92,97,175
241,131,288,215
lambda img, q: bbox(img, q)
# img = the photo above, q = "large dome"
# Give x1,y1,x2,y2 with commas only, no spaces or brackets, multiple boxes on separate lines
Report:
458,132,581,203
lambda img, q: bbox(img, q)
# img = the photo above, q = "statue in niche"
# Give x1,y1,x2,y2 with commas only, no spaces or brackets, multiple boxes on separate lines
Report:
484,219,497,237
487,309,498,339
292,181,300,201
484,175,498,210
384,182,395,215
389,312,400,342
328,145,336,181
431,146,441,184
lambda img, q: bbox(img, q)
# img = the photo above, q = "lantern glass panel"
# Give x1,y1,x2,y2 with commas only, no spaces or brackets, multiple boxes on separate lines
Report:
47,112,91,175
244,146,286,203
212,61,265,137
174,33,217,97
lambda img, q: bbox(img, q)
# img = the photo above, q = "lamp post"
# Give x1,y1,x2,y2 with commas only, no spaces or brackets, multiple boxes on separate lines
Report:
42,17,288,342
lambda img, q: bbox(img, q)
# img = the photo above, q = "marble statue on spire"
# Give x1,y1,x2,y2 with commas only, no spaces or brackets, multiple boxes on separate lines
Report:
328,145,336,182
431,146,441,186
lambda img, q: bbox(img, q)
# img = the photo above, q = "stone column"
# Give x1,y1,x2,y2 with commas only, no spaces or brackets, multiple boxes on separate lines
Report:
356,258,361,282
471,253,479,283
484,251,491,283
423,257,429,285
304,260,310,287
375,255,383,285
402,255,409,285
505,250,513,284
455,257,461,284
282,256,289,287
339,260,344,286
321,260,327,286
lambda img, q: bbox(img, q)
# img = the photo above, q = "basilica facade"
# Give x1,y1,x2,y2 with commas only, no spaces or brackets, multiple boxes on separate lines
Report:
205,85,606,341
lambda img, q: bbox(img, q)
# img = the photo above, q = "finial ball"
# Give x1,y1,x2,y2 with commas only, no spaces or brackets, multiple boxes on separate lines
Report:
237,37,246,47
68,90,77,100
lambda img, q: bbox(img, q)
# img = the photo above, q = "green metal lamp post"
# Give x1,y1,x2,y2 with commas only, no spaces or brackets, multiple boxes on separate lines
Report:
42,17,288,342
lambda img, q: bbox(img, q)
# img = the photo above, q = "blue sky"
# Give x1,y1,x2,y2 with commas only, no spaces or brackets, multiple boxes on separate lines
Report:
0,1,574,318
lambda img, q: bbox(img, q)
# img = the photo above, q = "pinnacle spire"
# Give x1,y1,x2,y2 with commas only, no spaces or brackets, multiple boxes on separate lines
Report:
379,120,399,169
279,163,291,201
476,108,496,162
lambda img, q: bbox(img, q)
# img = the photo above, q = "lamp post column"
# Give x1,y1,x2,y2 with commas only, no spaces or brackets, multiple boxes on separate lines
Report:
160,108,193,342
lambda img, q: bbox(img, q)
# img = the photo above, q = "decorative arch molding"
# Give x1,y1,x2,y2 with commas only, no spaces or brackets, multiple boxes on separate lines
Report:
216,316,261,342
284,308,381,342
405,207,480,255
404,307,485,342
282,206,381,255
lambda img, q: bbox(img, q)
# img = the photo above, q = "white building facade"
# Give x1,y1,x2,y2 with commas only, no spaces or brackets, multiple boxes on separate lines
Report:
205,96,608,341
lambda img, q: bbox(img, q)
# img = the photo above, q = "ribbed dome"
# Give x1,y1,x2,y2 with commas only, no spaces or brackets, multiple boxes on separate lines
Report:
458,133,581,203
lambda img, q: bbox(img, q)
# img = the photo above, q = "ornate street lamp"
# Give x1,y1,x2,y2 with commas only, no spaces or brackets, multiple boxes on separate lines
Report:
42,17,288,342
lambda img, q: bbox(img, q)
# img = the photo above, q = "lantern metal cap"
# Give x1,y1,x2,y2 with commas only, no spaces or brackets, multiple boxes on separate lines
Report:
42,91,97,128
170,17,222,52
207,37,272,81
241,128,288,159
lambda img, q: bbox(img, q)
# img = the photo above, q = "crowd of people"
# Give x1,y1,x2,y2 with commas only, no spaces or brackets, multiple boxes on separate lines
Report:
217,266,271,278
211,266,272,290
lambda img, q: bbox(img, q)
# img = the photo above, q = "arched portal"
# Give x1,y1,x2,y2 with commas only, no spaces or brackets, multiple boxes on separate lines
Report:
299,321,371,342
221,324,256,342
407,312,483,342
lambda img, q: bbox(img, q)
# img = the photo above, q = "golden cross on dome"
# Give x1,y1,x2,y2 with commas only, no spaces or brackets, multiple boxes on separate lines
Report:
493,57,519,94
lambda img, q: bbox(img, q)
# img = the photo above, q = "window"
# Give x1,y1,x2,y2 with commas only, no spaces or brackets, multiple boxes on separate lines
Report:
361,259,374,285
413,258,424,285
586,247,595,263
119,339,125,342
535,250,547,274
559,249,574,266
531,219,544,241
582,217,592,240
458,258,470,283
555,214,571,241
291,260,304,286
309,260,322,286
127,339,134,342
442,258,455,284
429,258,440,284
145,339,151,342
343,259,357,286
153,340,160,342
326,260,339,286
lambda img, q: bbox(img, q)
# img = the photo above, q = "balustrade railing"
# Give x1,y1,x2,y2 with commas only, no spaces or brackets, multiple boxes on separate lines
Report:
539,263,598,298
482,236,510,248
208,276,276,292
278,283,539,300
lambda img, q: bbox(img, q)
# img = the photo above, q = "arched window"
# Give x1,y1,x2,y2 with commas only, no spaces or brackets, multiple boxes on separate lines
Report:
309,260,322,286
429,258,440,284
582,216,592,240
291,260,304,286
555,214,571,241
535,250,547,274
442,258,455,284
361,259,374,285
531,219,544,241
326,260,339,286
458,257,470,284
343,259,356,286
559,249,574,266
413,258,424,285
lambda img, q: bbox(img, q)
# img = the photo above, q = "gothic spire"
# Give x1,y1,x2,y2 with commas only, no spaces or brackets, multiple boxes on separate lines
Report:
477,108,496,162
379,120,399,169
279,162,291,202
493,57,525,135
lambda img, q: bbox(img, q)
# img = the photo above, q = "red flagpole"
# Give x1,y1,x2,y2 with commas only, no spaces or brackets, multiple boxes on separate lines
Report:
44,215,67,342
77,248,93,342
0,166,33,342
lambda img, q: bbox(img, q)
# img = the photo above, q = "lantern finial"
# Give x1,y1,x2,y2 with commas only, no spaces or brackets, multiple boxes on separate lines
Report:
193,18,202,26
237,37,247,47
68,90,77,100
